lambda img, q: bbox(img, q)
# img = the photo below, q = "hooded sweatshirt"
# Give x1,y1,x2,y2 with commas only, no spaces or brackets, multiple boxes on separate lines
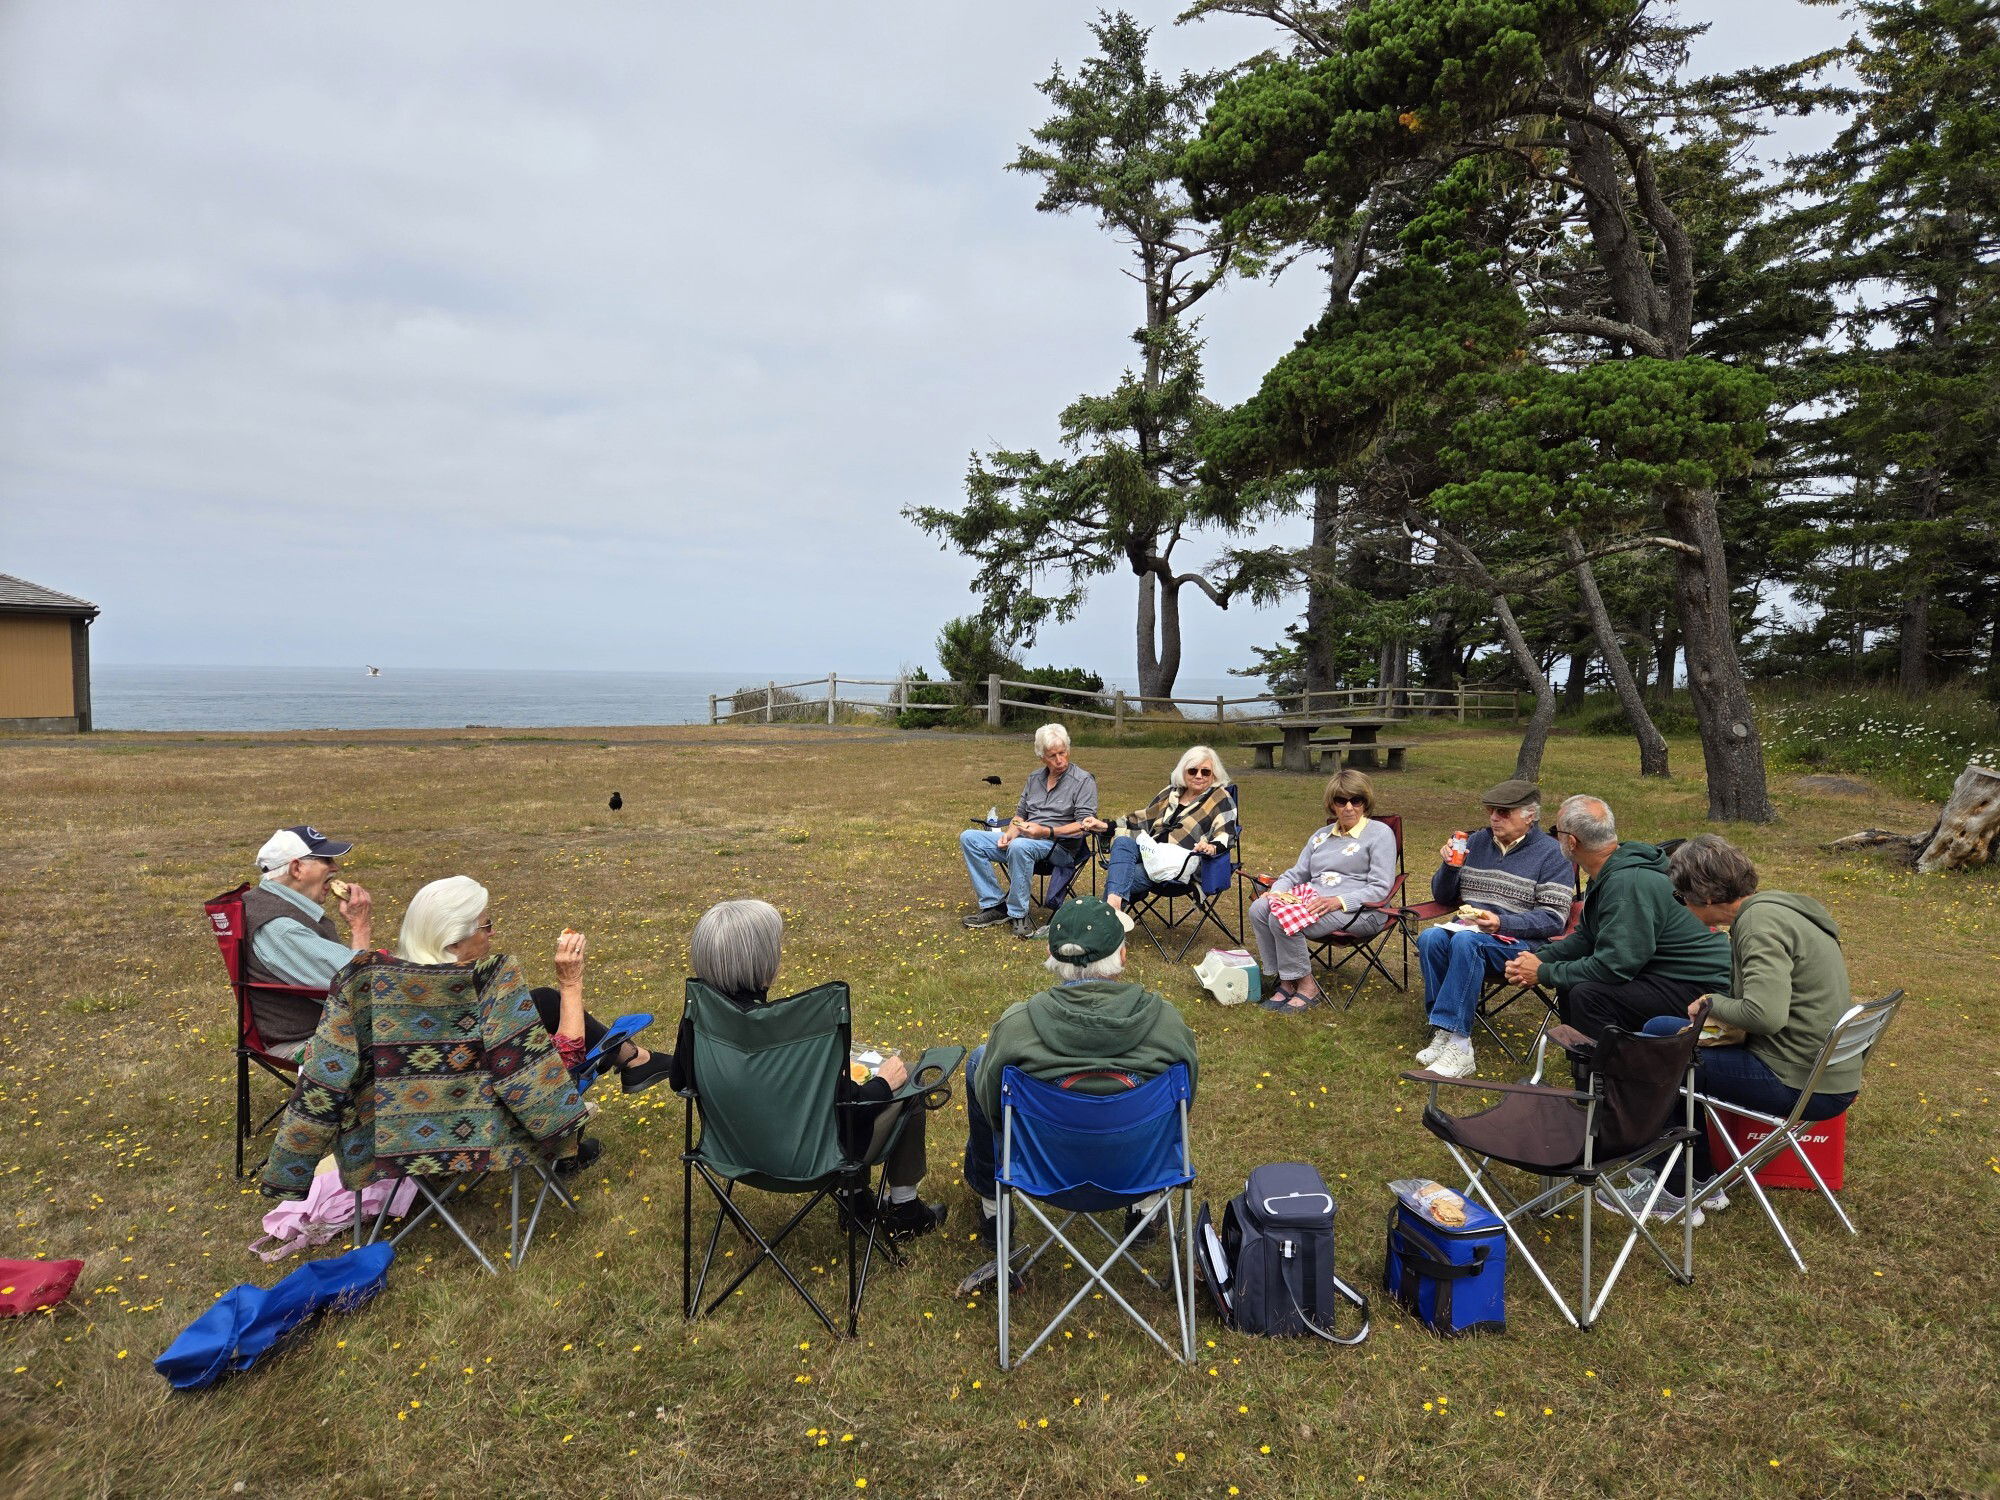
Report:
1707,891,1860,1094
974,979,1197,1125
1534,841,1731,992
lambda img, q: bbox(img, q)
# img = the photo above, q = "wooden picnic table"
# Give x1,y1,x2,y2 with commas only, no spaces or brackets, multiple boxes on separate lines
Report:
1246,717,1394,772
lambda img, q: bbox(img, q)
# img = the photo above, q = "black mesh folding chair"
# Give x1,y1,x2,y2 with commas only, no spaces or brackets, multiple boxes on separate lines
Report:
1033,834,1096,912
1467,894,1583,1060
1123,784,1245,962
679,978,964,1337
1403,1006,1708,1330
1696,990,1904,1272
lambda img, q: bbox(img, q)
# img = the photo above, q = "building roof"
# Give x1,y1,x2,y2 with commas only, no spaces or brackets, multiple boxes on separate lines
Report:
0,574,98,617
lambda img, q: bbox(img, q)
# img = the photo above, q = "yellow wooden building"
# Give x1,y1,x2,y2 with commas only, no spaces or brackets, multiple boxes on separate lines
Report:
0,574,99,732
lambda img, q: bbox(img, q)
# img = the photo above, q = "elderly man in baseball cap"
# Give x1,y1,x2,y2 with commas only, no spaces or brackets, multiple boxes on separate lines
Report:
1413,780,1576,1079
239,825,375,1054
957,896,1199,1252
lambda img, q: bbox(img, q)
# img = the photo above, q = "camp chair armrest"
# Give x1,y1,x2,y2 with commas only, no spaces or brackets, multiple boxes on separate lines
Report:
893,1045,969,1110
1400,1069,1592,1103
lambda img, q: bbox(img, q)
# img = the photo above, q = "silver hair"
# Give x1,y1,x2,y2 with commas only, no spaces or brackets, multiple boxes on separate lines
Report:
1044,946,1127,983
1556,794,1617,850
1033,722,1071,756
690,898,784,996
1171,744,1230,790
1669,833,1759,906
398,876,490,964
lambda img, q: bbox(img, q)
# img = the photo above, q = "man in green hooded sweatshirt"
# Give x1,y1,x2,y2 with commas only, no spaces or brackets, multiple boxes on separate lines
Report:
1503,795,1731,1038
960,896,1197,1247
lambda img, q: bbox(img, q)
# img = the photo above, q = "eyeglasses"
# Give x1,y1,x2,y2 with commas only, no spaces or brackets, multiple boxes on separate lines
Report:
474,918,495,933
1329,796,1366,807
1551,825,1572,839
1671,891,1688,906
1185,767,1215,778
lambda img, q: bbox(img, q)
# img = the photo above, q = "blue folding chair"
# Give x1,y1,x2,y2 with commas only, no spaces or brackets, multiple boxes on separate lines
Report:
573,1011,653,1094
994,1063,1197,1369
1122,784,1245,962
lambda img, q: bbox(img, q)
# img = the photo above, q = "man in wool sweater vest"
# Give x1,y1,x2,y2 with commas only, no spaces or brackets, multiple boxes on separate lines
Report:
1415,780,1575,1078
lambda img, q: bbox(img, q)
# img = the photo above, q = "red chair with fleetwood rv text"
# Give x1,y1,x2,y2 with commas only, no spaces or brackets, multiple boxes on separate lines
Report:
204,882,326,1178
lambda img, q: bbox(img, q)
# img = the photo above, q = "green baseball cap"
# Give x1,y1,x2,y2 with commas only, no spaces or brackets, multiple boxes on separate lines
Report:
1047,897,1132,964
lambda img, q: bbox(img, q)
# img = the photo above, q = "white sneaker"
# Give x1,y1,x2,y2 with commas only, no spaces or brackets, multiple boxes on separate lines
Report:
1427,1037,1477,1079
1414,1028,1453,1066
1594,1172,1704,1228
1696,1183,1730,1212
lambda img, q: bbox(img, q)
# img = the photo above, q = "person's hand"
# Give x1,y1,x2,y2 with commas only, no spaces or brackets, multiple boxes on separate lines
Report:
1505,952,1540,986
996,827,1015,849
1439,842,1457,864
876,1055,909,1089
1307,893,1344,917
1687,996,1709,1020
338,882,373,946
1194,840,1217,856
1467,908,1501,935
554,929,587,988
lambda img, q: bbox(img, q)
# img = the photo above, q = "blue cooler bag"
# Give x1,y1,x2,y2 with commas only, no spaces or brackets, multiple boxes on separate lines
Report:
1382,1180,1506,1336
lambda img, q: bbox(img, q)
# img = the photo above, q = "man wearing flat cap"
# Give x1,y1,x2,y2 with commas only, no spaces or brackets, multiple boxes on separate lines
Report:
959,896,1198,1248
239,824,375,1054
1413,780,1575,1078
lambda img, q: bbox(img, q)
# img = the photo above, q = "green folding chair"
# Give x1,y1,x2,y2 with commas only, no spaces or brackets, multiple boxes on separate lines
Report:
678,978,964,1337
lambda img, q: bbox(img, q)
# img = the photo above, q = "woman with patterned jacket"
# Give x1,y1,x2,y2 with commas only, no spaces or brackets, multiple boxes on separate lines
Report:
1082,745,1237,911
1247,769,1398,1013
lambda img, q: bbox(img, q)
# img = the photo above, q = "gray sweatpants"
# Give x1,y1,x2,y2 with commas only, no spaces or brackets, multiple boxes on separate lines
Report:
1248,893,1388,982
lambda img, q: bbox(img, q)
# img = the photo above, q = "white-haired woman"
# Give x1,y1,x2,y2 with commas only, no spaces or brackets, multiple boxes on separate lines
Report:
1081,744,1236,911
959,721,1100,939
673,898,948,1239
399,876,671,1095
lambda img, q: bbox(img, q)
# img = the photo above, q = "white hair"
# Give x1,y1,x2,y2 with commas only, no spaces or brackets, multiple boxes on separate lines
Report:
398,876,489,964
1171,744,1230,790
1044,945,1127,983
1557,795,1617,850
1033,722,1071,756
690,898,784,997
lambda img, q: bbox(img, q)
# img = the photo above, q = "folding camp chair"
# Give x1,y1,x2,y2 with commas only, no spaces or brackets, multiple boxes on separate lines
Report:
1122,784,1245,962
993,1063,1197,1369
572,1011,654,1094
1403,1008,1708,1330
204,883,325,1178
679,978,964,1337
1695,990,1905,1273
1034,833,1096,912
1468,895,1583,1059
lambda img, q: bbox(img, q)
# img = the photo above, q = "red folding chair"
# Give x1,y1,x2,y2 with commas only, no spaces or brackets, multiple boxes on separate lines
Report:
1246,812,1413,1007
204,883,327,1178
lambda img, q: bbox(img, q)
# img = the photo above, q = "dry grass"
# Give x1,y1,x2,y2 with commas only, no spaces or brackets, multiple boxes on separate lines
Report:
1,723,1995,1500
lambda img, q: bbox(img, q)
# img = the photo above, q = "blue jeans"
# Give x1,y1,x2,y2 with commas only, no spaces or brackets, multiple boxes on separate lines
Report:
1103,835,1158,904
1635,1024,1856,1183
1418,925,1517,1035
959,830,1053,919
961,1045,996,1200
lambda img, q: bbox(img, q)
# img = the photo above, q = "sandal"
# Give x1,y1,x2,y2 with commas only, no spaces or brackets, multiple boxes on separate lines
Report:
1260,980,1298,1010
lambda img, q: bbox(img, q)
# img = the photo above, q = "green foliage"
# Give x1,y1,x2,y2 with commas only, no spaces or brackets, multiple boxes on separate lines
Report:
1430,358,1775,529
725,682,822,724
1565,690,1703,739
1760,687,2000,800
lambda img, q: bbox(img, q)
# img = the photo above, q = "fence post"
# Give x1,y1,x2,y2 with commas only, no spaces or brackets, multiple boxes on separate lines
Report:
987,673,1002,728
896,674,907,713
1457,685,1466,723
1113,689,1126,735
708,694,717,725
765,682,776,724
826,672,837,725
1216,694,1225,724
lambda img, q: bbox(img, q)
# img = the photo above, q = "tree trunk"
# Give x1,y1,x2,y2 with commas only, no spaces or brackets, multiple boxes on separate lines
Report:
1915,763,2000,873
1568,532,1669,776
1653,612,1678,707
1494,592,1557,781
1664,487,1773,821
1561,638,1592,714
1134,566,1163,706
1303,482,1341,696
1148,571,1186,710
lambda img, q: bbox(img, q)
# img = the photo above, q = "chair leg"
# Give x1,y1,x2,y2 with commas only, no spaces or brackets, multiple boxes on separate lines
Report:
235,1050,251,1179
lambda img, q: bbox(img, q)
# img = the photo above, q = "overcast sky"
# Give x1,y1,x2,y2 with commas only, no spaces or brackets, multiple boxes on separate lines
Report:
0,0,1854,681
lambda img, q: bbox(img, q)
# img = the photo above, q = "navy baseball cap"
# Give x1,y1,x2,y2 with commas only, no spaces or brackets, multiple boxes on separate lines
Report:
256,825,355,870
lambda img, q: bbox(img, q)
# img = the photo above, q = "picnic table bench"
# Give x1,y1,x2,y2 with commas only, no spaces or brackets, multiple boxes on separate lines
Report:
1243,717,1401,772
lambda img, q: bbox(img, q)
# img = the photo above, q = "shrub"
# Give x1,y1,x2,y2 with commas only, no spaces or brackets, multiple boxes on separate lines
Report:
723,683,823,724
1760,688,2000,802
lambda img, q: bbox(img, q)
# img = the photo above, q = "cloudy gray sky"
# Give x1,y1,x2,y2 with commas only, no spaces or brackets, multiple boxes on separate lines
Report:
0,0,1853,681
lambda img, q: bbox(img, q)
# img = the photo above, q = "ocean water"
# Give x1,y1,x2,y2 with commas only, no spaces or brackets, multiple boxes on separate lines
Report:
89,664,1256,732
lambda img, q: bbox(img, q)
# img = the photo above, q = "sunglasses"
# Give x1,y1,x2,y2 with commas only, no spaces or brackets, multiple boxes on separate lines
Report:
1329,795,1366,807
1185,767,1215,778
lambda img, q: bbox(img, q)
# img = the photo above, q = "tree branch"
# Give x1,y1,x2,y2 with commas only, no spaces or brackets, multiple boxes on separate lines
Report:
1527,314,1670,357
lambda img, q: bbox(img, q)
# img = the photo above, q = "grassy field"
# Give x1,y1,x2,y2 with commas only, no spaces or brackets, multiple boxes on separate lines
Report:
2,722,1995,1499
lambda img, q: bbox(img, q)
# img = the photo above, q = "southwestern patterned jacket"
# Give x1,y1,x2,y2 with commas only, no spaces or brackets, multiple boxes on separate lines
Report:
259,951,587,1198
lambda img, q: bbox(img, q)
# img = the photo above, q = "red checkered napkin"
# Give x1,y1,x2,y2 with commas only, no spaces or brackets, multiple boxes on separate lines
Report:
1266,889,1321,936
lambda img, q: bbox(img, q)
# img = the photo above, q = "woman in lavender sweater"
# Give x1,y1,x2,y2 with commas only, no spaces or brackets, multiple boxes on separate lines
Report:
1248,770,1398,1012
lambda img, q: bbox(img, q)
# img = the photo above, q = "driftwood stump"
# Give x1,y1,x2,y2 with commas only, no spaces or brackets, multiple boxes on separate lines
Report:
1824,761,2000,871
1915,762,2000,873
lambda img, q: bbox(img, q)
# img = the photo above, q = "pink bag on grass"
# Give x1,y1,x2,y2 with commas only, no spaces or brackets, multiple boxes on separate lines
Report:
250,1164,417,1263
